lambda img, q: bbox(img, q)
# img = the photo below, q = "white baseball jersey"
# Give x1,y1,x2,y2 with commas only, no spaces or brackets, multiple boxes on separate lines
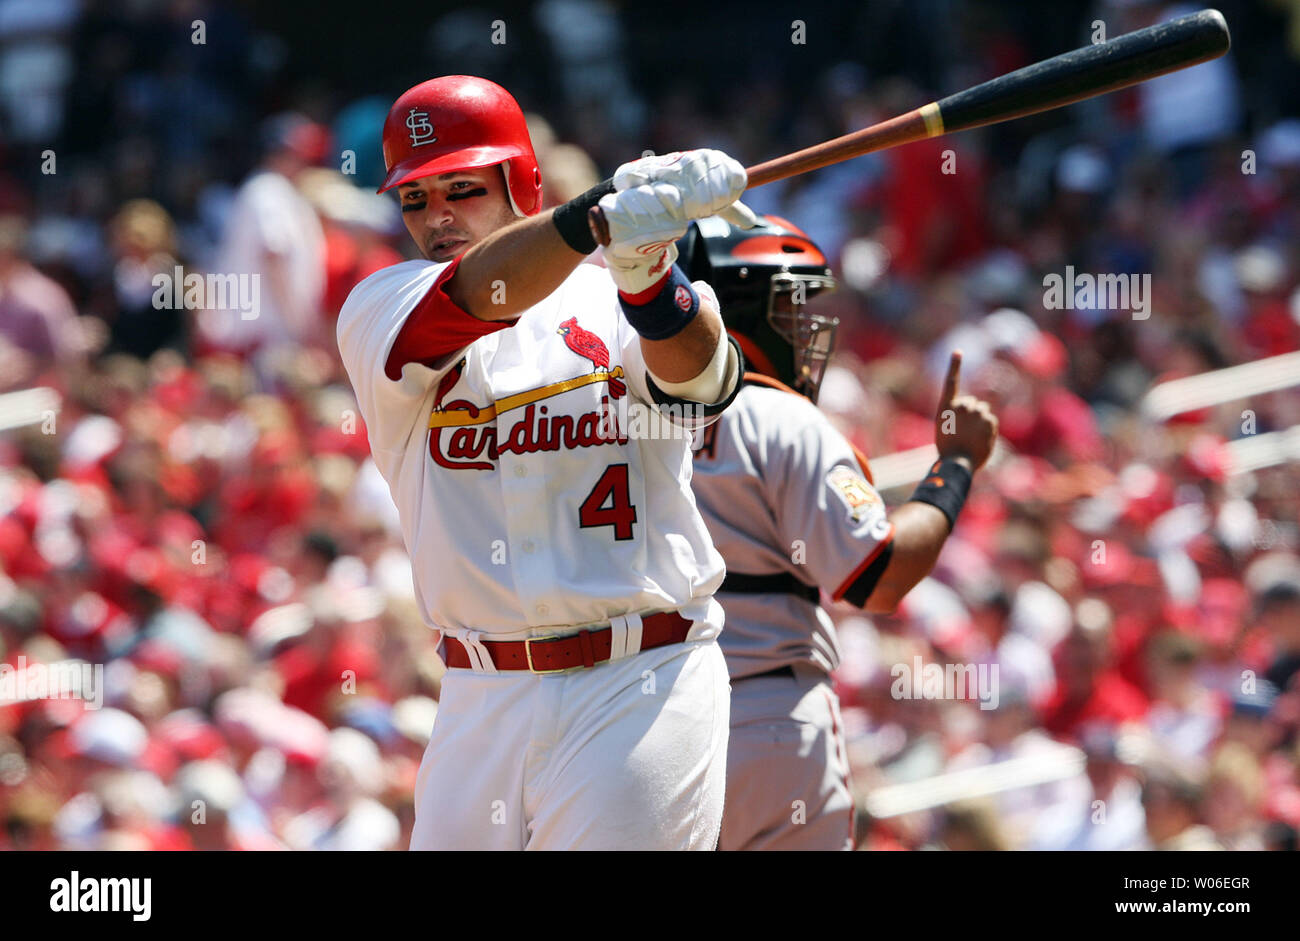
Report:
690,376,894,679
336,258,738,641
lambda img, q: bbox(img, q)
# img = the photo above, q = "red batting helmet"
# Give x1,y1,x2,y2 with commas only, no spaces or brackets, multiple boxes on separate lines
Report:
378,75,543,217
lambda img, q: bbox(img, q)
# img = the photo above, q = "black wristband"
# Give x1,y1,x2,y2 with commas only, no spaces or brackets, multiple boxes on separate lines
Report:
907,457,973,532
552,178,615,255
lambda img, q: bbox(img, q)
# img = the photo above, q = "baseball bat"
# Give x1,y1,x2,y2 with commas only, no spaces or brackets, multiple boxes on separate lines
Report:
588,8,1230,246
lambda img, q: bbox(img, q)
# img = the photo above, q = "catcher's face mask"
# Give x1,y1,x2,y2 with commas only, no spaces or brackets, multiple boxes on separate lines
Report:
768,272,838,404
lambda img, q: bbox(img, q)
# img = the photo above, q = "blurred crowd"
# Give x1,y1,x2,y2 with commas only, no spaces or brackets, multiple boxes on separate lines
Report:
2,0,1300,850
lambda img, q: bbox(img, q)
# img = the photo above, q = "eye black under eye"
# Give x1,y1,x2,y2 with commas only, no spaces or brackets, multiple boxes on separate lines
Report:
446,187,488,201
401,201,427,213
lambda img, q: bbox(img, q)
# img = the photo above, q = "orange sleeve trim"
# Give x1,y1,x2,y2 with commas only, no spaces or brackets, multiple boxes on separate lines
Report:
849,441,875,486
739,369,799,395
831,523,895,602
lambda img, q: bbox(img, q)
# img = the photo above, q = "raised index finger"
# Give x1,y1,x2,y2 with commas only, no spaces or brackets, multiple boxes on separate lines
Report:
940,350,962,411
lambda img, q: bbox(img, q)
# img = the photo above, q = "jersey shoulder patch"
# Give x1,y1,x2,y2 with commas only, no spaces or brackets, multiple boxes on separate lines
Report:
826,464,880,523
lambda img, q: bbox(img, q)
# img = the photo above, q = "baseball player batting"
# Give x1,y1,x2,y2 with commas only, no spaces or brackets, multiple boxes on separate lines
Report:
681,215,998,850
336,76,756,849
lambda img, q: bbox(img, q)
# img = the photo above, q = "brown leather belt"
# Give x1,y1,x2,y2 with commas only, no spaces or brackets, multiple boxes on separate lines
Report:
443,611,693,673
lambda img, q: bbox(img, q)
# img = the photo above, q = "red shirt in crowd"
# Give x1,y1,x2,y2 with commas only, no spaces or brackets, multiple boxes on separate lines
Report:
1041,671,1150,739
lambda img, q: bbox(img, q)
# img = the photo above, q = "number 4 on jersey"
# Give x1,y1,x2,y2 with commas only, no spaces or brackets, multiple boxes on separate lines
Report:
579,463,637,540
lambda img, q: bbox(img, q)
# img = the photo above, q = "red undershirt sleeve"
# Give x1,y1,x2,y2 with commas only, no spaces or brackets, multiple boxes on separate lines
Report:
384,256,519,380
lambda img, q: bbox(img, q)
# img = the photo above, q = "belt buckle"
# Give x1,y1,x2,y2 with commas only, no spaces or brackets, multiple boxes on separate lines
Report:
524,634,567,675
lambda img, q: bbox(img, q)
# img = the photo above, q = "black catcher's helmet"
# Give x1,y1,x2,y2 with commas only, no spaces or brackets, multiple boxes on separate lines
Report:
676,214,838,402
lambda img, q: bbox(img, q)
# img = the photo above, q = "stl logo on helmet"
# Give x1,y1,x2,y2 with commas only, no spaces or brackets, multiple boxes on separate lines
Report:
406,108,437,146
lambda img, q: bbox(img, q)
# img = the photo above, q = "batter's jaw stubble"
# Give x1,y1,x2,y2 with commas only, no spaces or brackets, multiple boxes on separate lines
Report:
417,166,519,263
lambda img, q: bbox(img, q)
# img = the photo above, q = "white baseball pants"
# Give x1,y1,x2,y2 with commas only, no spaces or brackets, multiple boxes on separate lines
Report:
411,638,730,850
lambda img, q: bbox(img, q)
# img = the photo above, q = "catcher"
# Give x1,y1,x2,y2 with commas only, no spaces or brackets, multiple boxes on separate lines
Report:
681,214,998,849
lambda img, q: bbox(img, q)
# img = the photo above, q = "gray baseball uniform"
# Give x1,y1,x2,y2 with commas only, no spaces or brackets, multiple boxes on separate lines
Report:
691,374,895,850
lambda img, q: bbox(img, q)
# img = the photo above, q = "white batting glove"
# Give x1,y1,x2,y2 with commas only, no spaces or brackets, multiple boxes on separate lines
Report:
598,183,689,253
603,240,678,297
613,149,758,227
597,183,688,295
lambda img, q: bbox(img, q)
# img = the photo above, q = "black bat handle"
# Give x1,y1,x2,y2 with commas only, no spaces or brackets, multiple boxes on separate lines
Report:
936,9,1230,135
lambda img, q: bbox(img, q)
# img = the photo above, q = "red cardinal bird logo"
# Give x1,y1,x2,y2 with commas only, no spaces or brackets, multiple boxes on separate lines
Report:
558,317,625,398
